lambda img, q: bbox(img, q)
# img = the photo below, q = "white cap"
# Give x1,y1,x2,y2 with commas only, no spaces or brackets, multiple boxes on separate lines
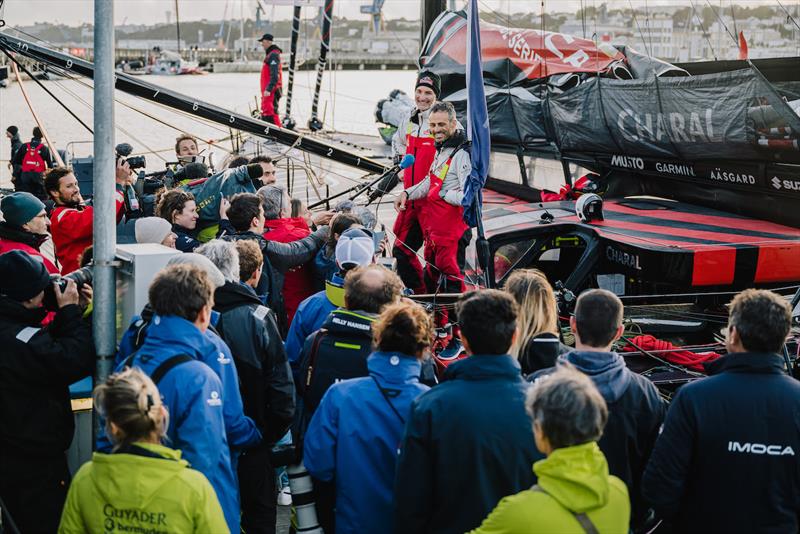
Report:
335,228,374,271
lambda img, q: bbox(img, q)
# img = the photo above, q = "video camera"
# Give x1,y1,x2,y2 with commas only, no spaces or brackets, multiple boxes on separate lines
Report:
115,143,147,170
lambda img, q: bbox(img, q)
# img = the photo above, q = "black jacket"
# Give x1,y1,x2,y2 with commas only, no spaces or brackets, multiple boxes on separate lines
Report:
530,351,666,529
394,354,543,534
0,299,94,457
518,332,571,376
9,132,22,179
213,281,295,445
223,227,327,335
642,352,800,533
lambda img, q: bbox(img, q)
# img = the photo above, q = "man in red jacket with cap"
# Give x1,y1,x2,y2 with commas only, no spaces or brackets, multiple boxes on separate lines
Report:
259,33,283,127
45,163,130,274
389,70,441,294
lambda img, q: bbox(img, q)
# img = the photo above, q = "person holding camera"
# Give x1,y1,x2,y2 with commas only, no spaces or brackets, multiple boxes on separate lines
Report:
46,164,131,274
0,250,94,533
0,192,60,274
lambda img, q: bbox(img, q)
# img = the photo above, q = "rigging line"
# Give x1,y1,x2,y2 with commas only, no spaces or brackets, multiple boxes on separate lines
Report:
0,49,92,133
729,1,738,39
476,0,511,27
687,0,718,61
627,0,654,58
703,0,738,47
776,0,800,32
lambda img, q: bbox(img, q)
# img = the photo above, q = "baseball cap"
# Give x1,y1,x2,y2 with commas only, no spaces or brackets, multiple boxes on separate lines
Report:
258,33,274,42
335,228,374,271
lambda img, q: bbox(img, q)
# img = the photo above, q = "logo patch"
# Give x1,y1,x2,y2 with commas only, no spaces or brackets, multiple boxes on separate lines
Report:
207,391,222,406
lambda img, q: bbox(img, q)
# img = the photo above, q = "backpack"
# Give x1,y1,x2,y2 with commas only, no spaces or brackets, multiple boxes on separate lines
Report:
122,352,193,385
299,327,372,416
20,143,46,173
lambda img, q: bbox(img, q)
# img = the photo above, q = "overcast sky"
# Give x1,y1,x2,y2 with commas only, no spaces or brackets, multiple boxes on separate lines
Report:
1,0,783,27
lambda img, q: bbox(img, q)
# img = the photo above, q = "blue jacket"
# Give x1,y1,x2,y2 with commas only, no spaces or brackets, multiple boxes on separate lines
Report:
394,354,543,534
304,352,429,534
116,308,262,452
98,315,242,533
285,273,344,368
642,352,800,533
312,247,337,290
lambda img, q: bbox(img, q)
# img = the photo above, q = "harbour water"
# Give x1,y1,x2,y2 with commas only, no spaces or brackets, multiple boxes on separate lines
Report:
0,70,417,187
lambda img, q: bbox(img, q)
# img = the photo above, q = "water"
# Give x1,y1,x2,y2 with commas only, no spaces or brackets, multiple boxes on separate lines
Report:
0,70,417,187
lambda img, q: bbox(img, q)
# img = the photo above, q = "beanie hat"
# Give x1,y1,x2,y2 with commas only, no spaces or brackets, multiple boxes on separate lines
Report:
335,228,374,271
1,192,46,228
135,217,173,245
183,162,208,181
167,253,225,288
0,250,52,302
6,126,18,136
416,70,442,98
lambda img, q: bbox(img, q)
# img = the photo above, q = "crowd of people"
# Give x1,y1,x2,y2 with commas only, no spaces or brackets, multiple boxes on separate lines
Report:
2,70,800,534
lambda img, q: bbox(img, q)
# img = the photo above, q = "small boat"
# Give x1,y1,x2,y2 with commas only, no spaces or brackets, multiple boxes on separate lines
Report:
146,50,203,76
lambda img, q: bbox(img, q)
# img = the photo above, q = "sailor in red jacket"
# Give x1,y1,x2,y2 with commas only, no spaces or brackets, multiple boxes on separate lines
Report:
0,192,59,274
389,71,441,294
44,164,129,274
258,33,283,127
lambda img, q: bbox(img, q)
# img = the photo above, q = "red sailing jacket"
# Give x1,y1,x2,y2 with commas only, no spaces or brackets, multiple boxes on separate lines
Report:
262,216,313,325
51,191,125,274
260,45,284,96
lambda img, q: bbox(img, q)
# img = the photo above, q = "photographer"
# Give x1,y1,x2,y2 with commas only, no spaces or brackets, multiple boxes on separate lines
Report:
46,164,130,274
0,192,59,274
0,250,94,533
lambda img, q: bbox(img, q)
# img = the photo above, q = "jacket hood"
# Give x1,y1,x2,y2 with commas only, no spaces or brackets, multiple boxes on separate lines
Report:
321,308,375,338
0,221,48,249
534,441,611,514
144,314,213,358
558,351,630,403
214,281,261,313
444,354,522,382
368,351,422,384
89,443,189,508
265,44,282,54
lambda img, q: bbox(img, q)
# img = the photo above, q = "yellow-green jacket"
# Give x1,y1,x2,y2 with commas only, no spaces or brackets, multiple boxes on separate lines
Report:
58,442,228,534
471,441,630,534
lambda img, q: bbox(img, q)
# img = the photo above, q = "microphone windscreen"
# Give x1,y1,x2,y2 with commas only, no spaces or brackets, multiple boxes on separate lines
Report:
399,154,415,170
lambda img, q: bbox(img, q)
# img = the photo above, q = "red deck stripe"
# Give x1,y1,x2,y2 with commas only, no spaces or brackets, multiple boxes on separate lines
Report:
595,218,794,246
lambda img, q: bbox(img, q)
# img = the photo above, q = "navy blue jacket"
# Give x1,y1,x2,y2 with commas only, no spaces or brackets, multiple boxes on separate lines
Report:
304,352,429,534
642,352,800,533
393,354,543,534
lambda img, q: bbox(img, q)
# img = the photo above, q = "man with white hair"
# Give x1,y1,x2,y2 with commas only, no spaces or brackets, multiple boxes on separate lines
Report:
200,239,295,534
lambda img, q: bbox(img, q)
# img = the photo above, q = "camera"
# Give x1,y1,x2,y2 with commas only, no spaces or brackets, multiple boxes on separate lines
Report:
116,142,147,170
43,266,94,310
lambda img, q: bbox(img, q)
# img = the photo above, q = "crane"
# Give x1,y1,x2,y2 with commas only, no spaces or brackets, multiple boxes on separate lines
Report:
360,0,386,35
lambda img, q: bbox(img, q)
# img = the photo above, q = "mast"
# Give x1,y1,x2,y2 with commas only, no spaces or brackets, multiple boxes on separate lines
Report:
174,0,182,54
420,0,447,46
308,0,333,131
92,0,117,440
283,3,302,130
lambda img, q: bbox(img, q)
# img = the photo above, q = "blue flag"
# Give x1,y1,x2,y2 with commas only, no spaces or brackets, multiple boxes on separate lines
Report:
462,0,491,227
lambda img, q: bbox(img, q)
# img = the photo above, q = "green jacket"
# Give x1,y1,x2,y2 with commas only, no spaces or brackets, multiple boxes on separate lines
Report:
471,442,630,534
58,442,228,534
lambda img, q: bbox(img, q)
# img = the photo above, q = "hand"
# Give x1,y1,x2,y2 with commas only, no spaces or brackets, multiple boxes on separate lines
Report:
394,192,408,213
78,285,93,309
54,279,80,308
378,234,390,255
311,210,334,226
219,197,231,220
115,158,132,186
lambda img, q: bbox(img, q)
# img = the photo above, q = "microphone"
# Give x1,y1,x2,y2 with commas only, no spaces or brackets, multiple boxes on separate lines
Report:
538,203,554,224
367,154,416,203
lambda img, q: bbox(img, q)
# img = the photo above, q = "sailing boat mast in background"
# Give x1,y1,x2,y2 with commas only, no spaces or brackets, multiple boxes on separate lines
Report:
174,0,181,54
308,0,334,131
283,2,303,130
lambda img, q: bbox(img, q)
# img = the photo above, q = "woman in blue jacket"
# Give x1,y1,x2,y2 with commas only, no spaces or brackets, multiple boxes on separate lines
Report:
303,300,434,534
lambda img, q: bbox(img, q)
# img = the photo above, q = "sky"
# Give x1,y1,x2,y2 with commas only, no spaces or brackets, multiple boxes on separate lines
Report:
1,0,785,27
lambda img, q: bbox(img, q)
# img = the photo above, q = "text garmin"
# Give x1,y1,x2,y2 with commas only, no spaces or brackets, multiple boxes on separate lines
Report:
655,162,696,177
728,441,796,456
606,246,642,270
617,109,714,143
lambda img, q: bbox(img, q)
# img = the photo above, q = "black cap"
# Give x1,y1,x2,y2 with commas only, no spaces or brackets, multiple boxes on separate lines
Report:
6,125,18,135
416,70,442,98
258,33,274,42
0,250,52,302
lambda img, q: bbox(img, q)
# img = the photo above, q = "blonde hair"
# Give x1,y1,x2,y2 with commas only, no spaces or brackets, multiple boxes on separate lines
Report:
94,367,166,449
504,269,559,359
